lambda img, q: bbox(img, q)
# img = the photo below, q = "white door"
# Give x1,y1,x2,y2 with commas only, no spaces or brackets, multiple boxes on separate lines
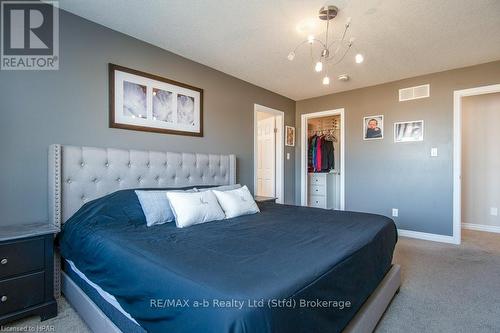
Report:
257,116,276,197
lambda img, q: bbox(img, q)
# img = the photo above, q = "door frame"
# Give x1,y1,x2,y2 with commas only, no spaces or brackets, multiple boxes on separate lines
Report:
253,104,284,204
300,108,345,209
453,83,500,245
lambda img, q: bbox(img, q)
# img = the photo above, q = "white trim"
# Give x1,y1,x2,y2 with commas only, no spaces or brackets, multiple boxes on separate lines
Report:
453,84,500,246
462,223,500,234
300,108,345,210
253,104,285,204
398,229,458,244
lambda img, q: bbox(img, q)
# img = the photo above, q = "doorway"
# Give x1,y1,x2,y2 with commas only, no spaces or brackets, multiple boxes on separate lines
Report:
300,109,345,209
453,84,500,244
254,104,284,203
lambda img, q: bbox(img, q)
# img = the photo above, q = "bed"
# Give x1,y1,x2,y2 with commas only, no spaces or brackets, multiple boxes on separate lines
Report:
49,144,400,333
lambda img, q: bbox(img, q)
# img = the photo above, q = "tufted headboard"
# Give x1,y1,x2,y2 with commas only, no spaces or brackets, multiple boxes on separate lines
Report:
48,144,236,227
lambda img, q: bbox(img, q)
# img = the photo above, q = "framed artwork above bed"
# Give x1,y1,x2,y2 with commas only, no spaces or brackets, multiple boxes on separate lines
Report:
109,64,203,136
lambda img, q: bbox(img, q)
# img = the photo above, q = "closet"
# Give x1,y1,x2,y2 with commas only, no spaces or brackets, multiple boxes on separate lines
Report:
307,115,341,209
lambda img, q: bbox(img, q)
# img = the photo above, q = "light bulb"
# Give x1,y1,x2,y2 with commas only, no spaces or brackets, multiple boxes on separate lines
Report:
287,51,295,61
314,61,323,72
307,35,314,44
322,76,330,85
355,53,364,64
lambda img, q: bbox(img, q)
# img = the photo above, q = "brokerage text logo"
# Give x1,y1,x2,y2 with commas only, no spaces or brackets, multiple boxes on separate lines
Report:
1,1,59,70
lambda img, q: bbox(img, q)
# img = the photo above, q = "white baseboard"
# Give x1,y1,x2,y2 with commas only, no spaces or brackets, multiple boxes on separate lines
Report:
462,223,500,234
397,229,459,245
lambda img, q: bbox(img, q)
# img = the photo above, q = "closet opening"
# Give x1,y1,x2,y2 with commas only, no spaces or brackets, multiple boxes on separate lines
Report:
453,84,500,245
300,109,345,210
253,104,284,204
455,86,500,240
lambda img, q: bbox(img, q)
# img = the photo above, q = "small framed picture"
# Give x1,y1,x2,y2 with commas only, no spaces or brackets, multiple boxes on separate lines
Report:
285,126,295,146
109,64,203,136
394,120,424,142
363,115,384,140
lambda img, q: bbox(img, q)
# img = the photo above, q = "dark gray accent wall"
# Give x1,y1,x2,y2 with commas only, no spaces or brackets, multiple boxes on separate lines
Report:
0,10,295,225
296,61,500,236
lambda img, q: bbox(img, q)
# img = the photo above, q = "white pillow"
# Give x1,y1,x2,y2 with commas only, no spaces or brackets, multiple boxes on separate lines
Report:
135,189,195,227
166,191,225,228
213,185,260,219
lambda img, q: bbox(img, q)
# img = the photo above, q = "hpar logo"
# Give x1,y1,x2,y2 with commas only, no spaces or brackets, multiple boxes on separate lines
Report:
1,1,59,70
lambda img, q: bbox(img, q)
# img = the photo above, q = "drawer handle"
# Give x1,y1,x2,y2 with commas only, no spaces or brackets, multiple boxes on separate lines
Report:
1,296,7,302
0,258,6,265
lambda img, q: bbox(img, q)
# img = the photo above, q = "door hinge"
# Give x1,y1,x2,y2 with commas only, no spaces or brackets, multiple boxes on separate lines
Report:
274,128,278,133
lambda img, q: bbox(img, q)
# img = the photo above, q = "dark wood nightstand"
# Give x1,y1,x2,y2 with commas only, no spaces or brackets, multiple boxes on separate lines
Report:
0,223,59,325
254,196,277,203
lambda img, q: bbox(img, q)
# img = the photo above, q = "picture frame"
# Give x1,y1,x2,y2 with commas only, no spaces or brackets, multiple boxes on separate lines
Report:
285,126,295,146
394,120,424,142
363,115,384,140
109,64,203,136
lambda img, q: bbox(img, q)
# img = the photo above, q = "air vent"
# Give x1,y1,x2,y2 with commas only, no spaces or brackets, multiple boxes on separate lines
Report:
399,84,430,102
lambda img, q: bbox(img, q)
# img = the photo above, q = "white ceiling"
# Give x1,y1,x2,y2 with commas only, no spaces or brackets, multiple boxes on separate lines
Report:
59,0,500,100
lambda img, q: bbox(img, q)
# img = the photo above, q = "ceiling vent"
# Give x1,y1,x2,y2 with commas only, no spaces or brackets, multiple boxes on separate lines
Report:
399,84,430,102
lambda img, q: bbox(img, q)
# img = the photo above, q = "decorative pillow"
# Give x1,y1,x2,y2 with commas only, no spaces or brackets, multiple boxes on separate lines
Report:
213,185,260,219
195,184,242,192
135,189,195,227
166,191,225,228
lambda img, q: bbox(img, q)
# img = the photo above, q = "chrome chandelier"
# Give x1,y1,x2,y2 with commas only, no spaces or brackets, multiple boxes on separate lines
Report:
287,5,364,85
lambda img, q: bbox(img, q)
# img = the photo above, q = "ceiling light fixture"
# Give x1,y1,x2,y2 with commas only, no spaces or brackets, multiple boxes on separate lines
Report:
288,5,364,85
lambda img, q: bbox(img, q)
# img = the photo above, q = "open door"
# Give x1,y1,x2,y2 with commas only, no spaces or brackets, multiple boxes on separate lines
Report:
257,116,276,197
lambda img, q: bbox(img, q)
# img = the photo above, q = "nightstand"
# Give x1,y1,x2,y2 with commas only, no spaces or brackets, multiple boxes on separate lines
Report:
0,223,59,325
254,196,277,203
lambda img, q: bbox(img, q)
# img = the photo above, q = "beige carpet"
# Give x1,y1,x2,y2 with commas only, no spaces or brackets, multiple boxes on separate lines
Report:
376,229,500,333
3,229,499,333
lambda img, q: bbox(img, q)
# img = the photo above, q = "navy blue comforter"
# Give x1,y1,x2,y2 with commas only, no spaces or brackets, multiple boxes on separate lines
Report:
58,189,397,333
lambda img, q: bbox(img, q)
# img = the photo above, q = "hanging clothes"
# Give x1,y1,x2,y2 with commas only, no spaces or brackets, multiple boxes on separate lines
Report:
315,136,322,172
308,134,336,173
321,137,335,171
308,135,317,172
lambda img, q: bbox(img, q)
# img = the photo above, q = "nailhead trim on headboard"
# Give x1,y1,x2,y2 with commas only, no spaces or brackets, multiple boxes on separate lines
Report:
48,144,236,297
49,144,62,229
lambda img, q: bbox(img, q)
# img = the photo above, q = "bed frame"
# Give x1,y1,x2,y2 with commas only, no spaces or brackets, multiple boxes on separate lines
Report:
49,144,400,333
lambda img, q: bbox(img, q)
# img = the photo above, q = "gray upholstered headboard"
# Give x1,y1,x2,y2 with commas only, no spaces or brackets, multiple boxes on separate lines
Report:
48,144,236,227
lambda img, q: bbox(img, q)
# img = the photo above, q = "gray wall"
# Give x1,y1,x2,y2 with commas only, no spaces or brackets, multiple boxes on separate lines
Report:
296,61,500,236
462,93,500,228
0,10,295,225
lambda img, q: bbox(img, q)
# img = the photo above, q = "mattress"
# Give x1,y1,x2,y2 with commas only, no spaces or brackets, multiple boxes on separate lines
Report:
64,259,144,333
58,189,397,333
